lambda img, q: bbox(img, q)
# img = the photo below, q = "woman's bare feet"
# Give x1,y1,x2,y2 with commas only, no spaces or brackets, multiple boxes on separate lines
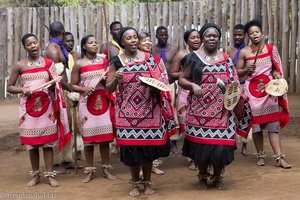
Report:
241,143,248,156
82,172,94,183
152,167,164,175
144,183,155,195
256,158,265,166
26,175,40,187
129,187,140,197
48,177,60,187
255,151,266,166
276,158,291,169
188,161,198,170
102,168,116,180
273,154,291,169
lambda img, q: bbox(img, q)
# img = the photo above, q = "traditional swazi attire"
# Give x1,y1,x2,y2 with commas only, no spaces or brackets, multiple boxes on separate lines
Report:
19,57,71,150
110,53,176,166
176,55,189,132
79,59,115,145
243,44,289,131
182,51,252,170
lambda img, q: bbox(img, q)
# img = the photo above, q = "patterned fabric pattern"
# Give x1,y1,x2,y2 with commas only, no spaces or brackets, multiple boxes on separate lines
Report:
20,125,57,137
115,55,175,145
185,52,251,146
79,63,115,144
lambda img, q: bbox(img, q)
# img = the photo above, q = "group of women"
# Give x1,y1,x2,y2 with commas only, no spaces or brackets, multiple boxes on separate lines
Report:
7,19,290,196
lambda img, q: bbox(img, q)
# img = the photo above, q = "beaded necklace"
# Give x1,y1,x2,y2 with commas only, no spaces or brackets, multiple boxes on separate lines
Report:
124,50,140,64
202,48,219,62
87,54,102,65
27,56,42,68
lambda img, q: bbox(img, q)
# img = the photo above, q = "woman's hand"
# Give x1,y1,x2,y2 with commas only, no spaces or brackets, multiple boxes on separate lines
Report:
273,71,281,79
247,63,256,74
115,70,124,81
83,87,95,96
21,88,32,96
191,83,203,97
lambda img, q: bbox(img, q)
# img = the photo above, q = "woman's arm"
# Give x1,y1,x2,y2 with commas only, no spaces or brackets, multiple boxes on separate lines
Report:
178,61,202,97
106,64,123,93
71,61,94,96
170,51,183,80
7,62,31,96
236,49,255,77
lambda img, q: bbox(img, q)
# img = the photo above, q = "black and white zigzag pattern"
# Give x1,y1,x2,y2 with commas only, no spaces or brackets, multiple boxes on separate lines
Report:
117,119,167,140
186,113,235,140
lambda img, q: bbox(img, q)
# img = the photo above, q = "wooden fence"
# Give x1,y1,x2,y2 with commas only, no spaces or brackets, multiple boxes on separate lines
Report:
0,0,299,99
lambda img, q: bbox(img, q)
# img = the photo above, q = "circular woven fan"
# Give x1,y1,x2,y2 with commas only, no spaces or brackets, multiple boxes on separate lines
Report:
224,81,241,111
137,76,171,92
265,78,288,96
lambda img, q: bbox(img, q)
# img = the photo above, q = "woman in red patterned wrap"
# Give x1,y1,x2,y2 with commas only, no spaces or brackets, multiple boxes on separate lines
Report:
179,23,252,190
7,33,71,187
71,35,116,183
106,27,176,197
237,19,290,169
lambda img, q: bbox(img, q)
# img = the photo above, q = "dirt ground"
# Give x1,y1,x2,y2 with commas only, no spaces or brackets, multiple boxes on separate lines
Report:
0,95,299,200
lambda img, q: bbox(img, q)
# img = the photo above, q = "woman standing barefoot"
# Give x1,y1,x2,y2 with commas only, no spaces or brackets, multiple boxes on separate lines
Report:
107,27,176,196
7,33,71,187
71,35,116,183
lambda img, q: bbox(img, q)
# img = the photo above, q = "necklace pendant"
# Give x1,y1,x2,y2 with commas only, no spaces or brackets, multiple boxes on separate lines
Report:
125,57,132,64
27,57,42,68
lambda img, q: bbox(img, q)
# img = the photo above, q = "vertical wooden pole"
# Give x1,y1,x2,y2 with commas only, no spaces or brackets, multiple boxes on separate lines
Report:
250,0,255,20
0,8,7,99
281,0,289,79
262,0,268,42
44,7,50,47
290,0,297,92
266,0,273,44
235,0,241,24
139,3,145,32
162,2,168,28
178,1,184,49
168,2,173,43
208,0,214,22
192,1,199,30
199,0,206,27
172,2,179,47
241,0,248,24
70,7,77,51
297,3,300,93
78,6,84,44
7,8,13,79
222,0,229,52
214,0,222,26
274,0,279,48
96,5,103,45
230,0,236,46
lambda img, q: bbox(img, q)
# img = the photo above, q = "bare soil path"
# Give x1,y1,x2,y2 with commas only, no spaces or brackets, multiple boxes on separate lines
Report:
0,95,299,200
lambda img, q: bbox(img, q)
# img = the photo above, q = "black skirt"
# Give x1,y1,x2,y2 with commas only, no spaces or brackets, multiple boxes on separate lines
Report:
120,139,171,167
182,139,235,169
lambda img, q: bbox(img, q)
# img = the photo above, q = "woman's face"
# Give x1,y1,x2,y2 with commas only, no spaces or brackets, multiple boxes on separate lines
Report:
122,30,139,53
24,36,39,57
247,26,263,44
202,28,219,52
138,36,152,53
187,31,201,50
84,36,99,54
